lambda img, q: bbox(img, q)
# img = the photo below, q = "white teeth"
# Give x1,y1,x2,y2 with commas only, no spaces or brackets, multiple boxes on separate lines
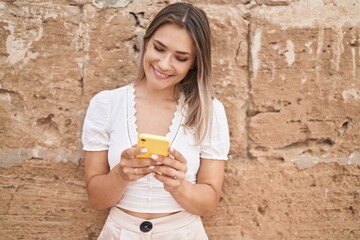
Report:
154,68,169,79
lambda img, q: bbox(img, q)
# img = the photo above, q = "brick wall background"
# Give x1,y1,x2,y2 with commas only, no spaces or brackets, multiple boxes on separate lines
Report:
1,0,359,239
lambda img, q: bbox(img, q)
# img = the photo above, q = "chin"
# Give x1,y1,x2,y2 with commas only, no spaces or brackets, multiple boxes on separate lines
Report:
144,75,172,90
149,80,172,90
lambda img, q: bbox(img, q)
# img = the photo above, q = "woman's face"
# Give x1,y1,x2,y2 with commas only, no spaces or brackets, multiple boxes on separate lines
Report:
143,23,196,91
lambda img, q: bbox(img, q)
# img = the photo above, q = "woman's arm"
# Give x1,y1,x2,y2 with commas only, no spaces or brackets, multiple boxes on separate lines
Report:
171,158,225,216
153,149,225,216
84,147,153,210
84,150,127,210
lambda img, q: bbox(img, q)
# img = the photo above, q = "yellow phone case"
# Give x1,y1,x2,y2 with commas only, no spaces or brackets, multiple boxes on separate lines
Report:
136,133,170,158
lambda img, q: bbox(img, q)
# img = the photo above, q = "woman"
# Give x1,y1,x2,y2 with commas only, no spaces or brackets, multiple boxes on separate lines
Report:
82,2,230,239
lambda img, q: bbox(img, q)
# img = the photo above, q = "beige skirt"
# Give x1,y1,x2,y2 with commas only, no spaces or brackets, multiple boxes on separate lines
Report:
97,207,209,240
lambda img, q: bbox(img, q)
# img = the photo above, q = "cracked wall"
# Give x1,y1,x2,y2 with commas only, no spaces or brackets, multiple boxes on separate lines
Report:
1,0,360,239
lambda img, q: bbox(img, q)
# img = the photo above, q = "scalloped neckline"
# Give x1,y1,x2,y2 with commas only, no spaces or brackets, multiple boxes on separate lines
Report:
126,84,184,146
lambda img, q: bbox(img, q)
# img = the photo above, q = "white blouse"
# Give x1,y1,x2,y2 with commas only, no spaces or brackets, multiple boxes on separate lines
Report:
82,84,230,213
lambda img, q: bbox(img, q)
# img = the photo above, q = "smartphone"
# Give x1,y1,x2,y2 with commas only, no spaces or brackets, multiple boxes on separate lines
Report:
136,133,170,158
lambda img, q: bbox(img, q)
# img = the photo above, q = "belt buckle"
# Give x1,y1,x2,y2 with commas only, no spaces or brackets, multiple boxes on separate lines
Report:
140,221,153,233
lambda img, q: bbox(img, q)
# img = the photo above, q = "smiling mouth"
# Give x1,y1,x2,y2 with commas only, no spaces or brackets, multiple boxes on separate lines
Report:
152,66,171,79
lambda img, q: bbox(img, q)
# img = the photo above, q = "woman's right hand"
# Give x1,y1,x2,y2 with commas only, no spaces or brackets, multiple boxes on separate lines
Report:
117,147,154,181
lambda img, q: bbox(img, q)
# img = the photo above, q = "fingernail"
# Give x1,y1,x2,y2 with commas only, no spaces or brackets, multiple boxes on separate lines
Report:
140,148,148,153
156,162,162,165
169,147,174,153
150,154,158,160
148,165,155,170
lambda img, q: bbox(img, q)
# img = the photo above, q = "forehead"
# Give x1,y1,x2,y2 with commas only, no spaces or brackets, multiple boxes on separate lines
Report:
151,23,195,54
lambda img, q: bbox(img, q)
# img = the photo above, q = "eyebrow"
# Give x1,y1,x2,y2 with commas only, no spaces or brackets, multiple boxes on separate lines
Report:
153,40,192,56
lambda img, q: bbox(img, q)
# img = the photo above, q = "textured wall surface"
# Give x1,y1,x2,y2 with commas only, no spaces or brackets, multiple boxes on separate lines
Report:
1,0,360,239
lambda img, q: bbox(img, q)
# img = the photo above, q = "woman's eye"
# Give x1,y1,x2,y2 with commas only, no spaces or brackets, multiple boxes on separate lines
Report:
176,57,188,62
154,45,164,52
153,44,188,62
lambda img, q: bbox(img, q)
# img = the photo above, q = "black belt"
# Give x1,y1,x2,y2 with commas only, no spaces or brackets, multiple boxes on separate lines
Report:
139,221,153,233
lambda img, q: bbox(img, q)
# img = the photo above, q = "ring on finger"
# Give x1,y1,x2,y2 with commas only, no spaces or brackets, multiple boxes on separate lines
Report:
134,168,138,175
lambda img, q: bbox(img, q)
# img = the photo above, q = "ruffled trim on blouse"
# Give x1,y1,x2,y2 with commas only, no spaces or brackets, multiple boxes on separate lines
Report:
126,84,185,147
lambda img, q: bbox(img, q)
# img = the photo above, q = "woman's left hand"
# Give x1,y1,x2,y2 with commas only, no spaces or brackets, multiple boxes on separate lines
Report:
151,148,188,192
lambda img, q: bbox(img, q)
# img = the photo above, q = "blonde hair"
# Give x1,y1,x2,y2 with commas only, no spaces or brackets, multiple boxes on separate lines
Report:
135,3,213,144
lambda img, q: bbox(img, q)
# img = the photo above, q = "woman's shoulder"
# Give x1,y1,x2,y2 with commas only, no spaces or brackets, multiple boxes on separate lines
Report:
211,97,226,113
210,97,228,126
91,84,132,104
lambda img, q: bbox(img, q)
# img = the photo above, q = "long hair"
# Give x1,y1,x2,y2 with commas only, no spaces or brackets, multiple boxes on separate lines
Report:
135,2,213,144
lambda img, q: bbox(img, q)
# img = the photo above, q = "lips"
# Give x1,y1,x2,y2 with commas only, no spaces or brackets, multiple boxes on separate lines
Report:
152,66,171,79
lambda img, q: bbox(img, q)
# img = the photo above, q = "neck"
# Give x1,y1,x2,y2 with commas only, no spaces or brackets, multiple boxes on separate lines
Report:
135,81,180,102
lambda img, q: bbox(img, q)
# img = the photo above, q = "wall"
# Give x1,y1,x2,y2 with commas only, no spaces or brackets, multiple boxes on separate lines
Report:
1,0,360,239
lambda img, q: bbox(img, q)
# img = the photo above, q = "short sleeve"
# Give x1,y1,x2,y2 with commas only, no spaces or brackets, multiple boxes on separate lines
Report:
82,91,111,151
200,99,230,160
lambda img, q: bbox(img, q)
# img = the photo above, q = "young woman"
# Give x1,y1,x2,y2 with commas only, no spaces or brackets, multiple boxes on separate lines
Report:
82,2,230,239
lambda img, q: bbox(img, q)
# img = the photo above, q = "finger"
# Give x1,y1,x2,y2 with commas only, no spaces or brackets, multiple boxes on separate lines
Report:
173,169,179,179
121,166,138,176
122,147,148,159
154,171,182,189
154,153,187,173
169,148,187,164
120,166,152,181
120,159,154,169
149,154,165,166
163,158,186,173
133,166,153,176
153,165,184,179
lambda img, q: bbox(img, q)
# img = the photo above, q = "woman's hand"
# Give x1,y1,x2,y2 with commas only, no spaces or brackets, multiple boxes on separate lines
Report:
151,148,188,192
117,146,154,181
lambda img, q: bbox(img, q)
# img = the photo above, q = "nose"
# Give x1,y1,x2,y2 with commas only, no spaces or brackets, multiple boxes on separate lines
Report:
158,54,172,71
